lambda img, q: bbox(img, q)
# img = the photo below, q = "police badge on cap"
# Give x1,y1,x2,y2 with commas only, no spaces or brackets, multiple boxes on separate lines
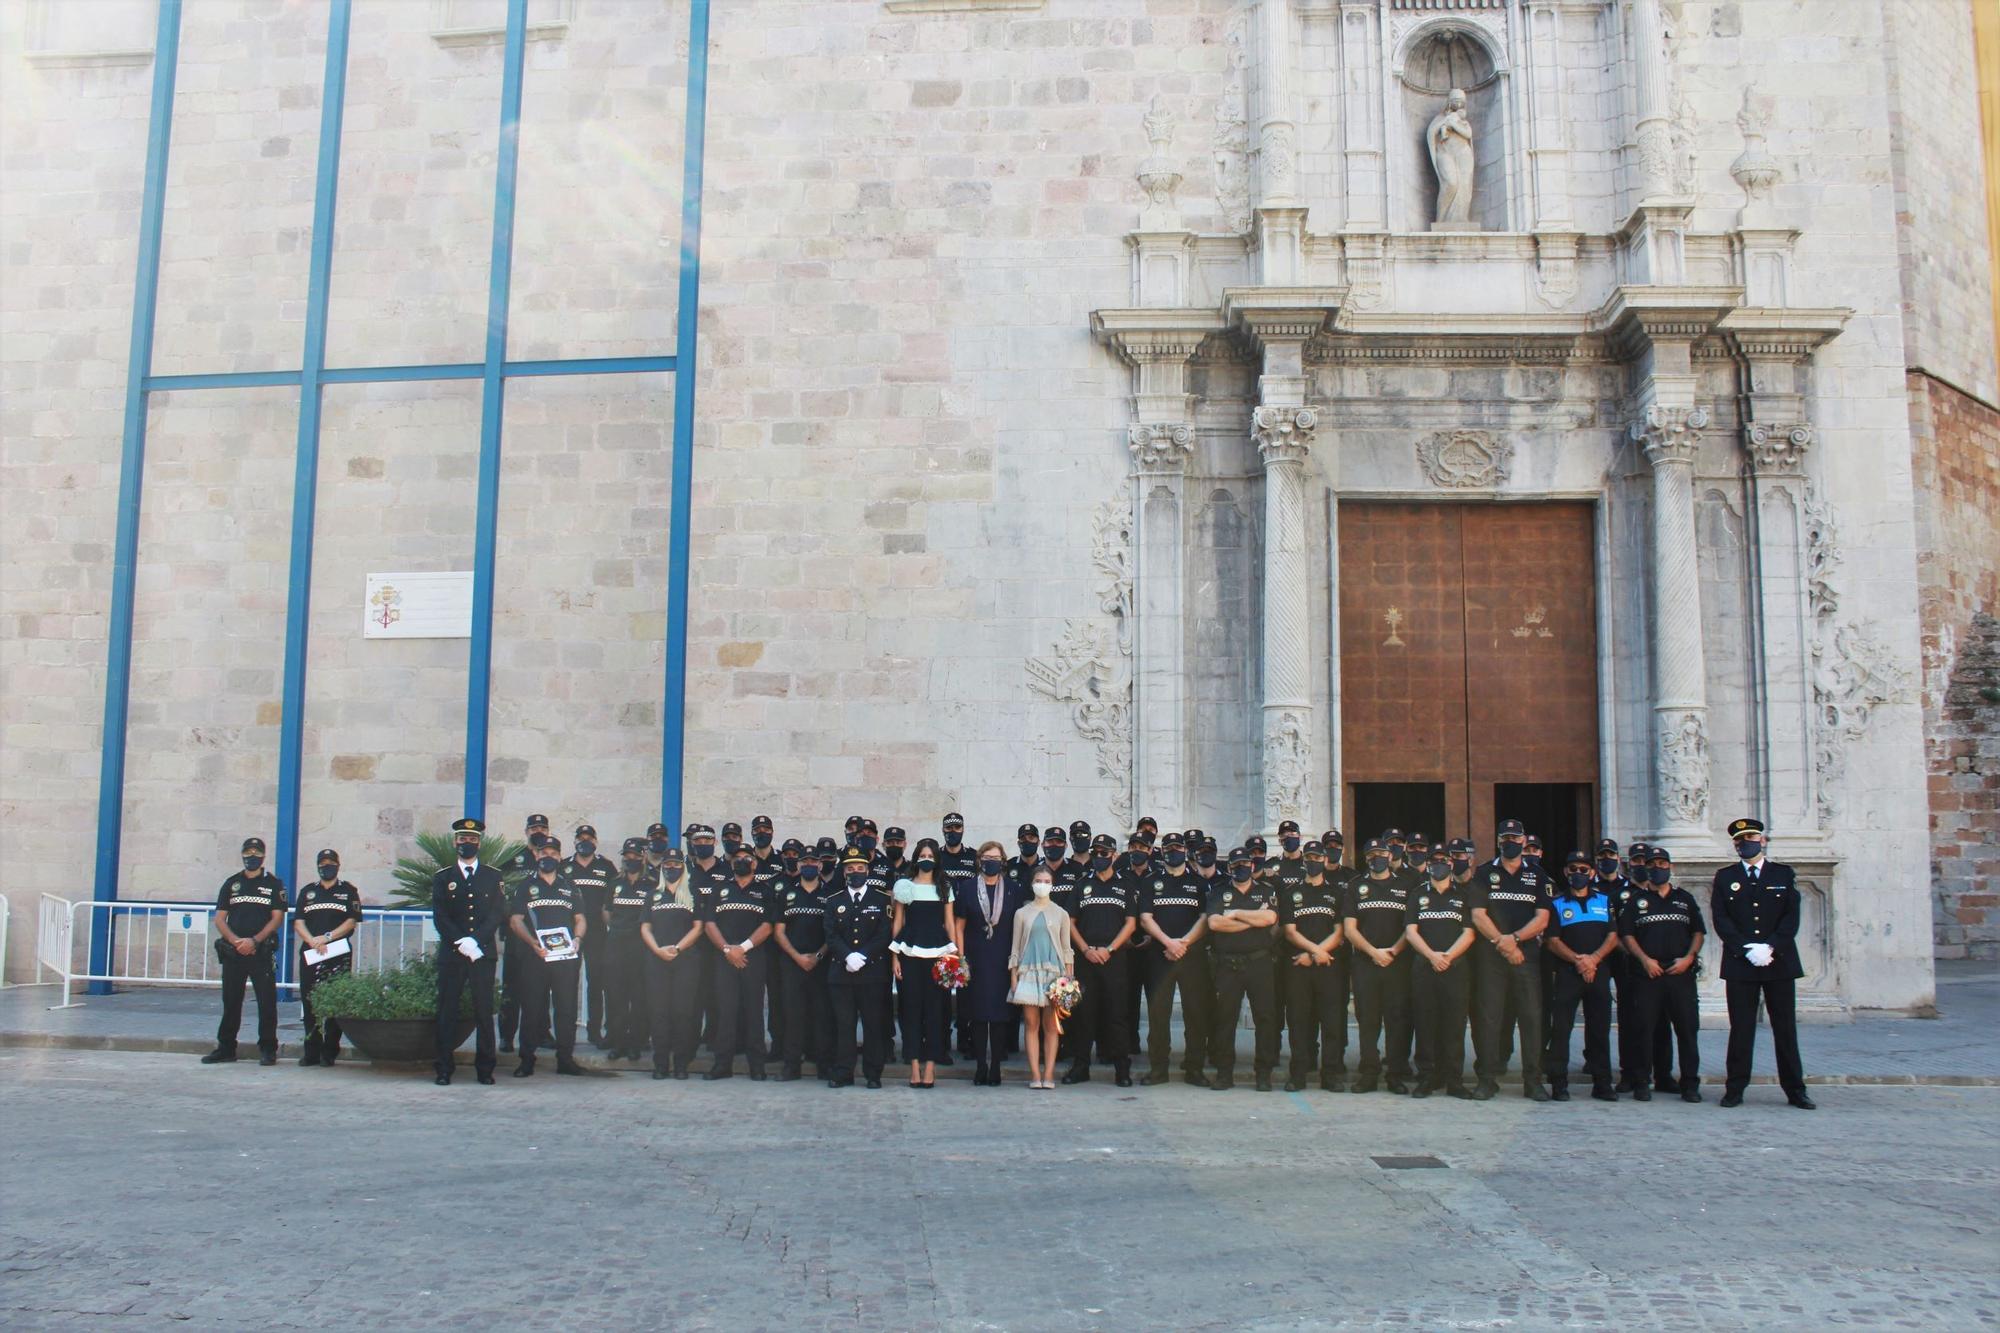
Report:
1727,817,1766,839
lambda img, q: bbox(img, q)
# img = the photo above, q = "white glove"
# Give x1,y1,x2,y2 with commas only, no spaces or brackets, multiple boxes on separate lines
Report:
455,936,482,961
845,951,867,973
1745,942,1774,968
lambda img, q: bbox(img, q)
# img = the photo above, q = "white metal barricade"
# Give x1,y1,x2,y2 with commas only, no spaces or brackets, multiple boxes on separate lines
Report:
36,898,441,1009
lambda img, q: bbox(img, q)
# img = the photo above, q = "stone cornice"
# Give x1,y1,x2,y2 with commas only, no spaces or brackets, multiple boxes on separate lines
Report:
1090,308,1230,365
1718,306,1851,360
1221,287,1345,346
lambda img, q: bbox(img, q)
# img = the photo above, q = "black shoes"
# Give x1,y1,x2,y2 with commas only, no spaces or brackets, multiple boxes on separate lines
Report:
1350,1077,1378,1094
1682,1086,1703,1103
1254,1075,1273,1092
499,1040,515,1054
1183,1071,1211,1088
1385,1079,1410,1096
1113,1066,1134,1088
1445,1085,1474,1100
1719,1089,1744,1107
1471,1080,1497,1101
1321,1073,1347,1093
777,1066,801,1082
1633,1086,1653,1101
1525,1083,1551,1103
1591,1085,1618,1103
1788,1092,1818,1110
1140,1071,1171,1086
748,1067,767,1082
513,1062,535,1078
827,1076,853,1088
1550,1086,1571,1102
1410,1085,1433,1100
199,1049,237,1064
476,1071,496,1085
298,1051,320,1067
435,1073,452,1086
865,1077,883,1089
555,1062,586,1076
702,1068,733,1081
652,1068,671,1080
257,1051,277,1066
1284,1079,1307,1093
1060,1066,1090,1085
1211,1075,1235,1091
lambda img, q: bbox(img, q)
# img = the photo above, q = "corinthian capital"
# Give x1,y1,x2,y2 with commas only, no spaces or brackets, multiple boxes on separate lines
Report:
1252,404,1318,466
1743,421,1814,474
1127,421,1194,471
1630,404,1710,467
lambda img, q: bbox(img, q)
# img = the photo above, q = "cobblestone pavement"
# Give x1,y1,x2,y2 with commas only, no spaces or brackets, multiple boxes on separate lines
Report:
1,1049,1995,1329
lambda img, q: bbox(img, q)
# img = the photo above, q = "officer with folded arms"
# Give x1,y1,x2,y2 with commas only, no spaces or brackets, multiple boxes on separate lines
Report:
1543,850,1619,1102
1280,840,1348,1093
1206,847,1281,1091
201,835,287,1066
1712,818,1813,1109
293,847,362,1066
432,817,507,1085
1620,846,1705,1102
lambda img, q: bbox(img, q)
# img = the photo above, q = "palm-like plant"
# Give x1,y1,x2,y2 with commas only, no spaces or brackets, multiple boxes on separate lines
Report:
389,830,530,910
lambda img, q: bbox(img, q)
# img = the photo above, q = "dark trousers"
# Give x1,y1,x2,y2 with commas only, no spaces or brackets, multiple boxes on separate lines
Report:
1143,948,1212,1076
1544,964,1612,1089
828,982,888,1081
645,953,702,1073
518,955,580,1065
1725,970,1804,1095
1610,953,1642,1083
1069,950,1131,1071
1474,943,1545,1085
1629,969,1700,1091
298,950,349,1060
1284,954,1349,1081
1124,945,1147,1055
1351,950,1413,1081
1209,951,1279,1079
581,924,610,1039
498,936,525,1045
765,946,788,1053
434,946,497,1079
898,960,951,1063
1410,959,1471,1091
710,948,769,1072
217,945,278,1055
605,932,651,1052
779,958,832,1071
968,1019,1008,1077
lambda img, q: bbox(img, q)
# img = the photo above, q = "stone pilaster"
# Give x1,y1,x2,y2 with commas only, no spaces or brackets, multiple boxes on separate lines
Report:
1632,403,1712,841
1628,0,1676,203
1336,0,1383,231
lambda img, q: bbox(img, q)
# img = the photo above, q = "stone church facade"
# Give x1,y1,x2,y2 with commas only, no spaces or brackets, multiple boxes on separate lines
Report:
2,0,1994,1010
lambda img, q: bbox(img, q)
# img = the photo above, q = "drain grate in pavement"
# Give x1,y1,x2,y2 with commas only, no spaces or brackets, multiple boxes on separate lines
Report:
1370,1154,1448,1170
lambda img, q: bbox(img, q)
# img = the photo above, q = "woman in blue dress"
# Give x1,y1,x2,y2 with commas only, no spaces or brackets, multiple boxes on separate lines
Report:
953,840,1025,1086
1009,864,1075,1090
891,838,957,1088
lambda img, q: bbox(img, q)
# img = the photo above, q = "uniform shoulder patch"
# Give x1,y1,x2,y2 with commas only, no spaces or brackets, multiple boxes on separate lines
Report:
1489,872,1501,884
1419,894,1429,907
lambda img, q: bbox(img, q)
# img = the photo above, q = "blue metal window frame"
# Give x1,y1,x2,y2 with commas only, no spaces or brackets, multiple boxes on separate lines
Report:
89,0,709,989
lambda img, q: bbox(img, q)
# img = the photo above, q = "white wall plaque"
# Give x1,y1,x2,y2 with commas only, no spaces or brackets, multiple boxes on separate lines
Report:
364,572,474,639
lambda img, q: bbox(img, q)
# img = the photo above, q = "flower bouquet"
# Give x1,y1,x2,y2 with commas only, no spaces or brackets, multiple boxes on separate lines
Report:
1047,974,1082,1034
932,952,969,993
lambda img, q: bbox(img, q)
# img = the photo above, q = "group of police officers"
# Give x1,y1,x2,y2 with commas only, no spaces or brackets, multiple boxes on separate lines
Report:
202,808,1813,1108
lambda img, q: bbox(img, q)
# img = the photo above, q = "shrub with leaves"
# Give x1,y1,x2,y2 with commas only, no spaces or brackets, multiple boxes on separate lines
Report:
307,954,504,1032
388,830,528,910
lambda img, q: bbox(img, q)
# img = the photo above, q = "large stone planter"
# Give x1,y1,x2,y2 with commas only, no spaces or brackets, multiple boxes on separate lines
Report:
339,1016,474,1064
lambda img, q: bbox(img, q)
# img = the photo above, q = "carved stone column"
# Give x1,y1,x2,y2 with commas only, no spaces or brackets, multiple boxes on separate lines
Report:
1633,403,1713,841
1337,0,1384,231
1629,0,1676,203
1254,0,1303,283
1523,0,1572,230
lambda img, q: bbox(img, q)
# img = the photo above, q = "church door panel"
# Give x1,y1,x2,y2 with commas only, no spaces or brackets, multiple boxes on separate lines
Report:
1337,503,1467,786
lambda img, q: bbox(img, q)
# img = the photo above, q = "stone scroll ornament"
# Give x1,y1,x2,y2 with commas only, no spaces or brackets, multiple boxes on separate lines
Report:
1025,501,1135,825
1415,429,1512,489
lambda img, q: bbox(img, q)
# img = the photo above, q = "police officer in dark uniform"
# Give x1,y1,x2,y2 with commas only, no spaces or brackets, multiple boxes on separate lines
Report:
1119,833,1156,1059
1620,845,1705,1102
704,844,776,1080
1138,831,1210,1086
684,822,727,1051
1206,848,1280,1090
1402,846,1476,1099
640,843,701,1080
507,835,588,1078
768,834,803,1057
1279,839,1348,1092
293,848,362,1066
499,813,550,1054
1592,838,1641,1093
774,843,832,1080
564,823,615,1053
719,820,745,862
1043,825,1085,915
1344,839,1414,1093
1063,834,1138,1086
1543,850,1619,1102
201,836,286,1066
431,817,506,1085
1068,819,1092,864
825,847,893,1088
937,812,980,1057
1712,818,1813,1109
604,834,655,1061
1005,823,1042,894
1470,818,1553,1101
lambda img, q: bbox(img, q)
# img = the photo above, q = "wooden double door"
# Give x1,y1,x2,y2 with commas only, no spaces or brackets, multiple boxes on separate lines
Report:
1338,502,1598,857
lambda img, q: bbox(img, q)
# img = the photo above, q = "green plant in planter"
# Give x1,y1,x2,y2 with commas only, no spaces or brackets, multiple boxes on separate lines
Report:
388,830,528,910
307,955,506,1035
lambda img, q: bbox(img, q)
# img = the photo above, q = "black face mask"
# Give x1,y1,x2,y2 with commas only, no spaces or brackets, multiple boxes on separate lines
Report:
1500,839,1524,858
576,840,596,858
538,857,561,875
1735,839,1762,860
1091,853,1113,872
915,857,937,874
691,841,716,860
1165,850,1186,867
721,839,742,857
981,858,1004,876
528,833,548,849
1452,855,1473,875
1043,845,1064,863
1594,858,1618,878
1128,856,1149,872
317,863,338,881
1070,834,1089,855
799,864,820,882
944,830,963,848
1230,866,1254,884
1019,841,1038,859
1281,836,1301,853
649,839,669,856
622,857,644,874
1566,870,1592,889
753,831,772,848
455,843,479,861
1648,866,1672,885
1367,854,1390,873
1524,853,1544,869
1427,861,1451,881
664,865,684,882
845,872,869,891
856,835,877,853
1196,848,1216,869
781,855,799,873
731,859,755,878
242,854,263,871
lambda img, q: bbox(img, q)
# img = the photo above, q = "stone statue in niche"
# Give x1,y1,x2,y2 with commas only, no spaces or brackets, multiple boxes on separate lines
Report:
1427,88,1475,229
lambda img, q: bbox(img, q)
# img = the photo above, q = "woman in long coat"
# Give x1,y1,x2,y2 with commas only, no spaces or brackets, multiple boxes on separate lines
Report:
952,840,1025,1086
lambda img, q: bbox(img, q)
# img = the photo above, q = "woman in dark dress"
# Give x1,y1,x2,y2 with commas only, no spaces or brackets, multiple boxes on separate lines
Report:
891,838,958,1088
952,840,1023,1086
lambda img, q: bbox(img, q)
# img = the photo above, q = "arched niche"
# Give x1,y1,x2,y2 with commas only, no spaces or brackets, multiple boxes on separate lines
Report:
1393,22,1511,233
